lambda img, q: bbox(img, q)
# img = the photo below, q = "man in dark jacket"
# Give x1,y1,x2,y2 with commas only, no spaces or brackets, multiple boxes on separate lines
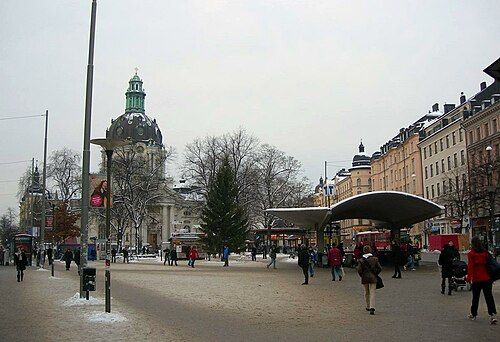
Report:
63,249,73,271
169,248,178,266
14,248,27,282
438,240,460,295
298,245,310,285
391,240,402,279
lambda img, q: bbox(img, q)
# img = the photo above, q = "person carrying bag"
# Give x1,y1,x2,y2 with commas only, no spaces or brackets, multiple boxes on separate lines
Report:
357,245,382,315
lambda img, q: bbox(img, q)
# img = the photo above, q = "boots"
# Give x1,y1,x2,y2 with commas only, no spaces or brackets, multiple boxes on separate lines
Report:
448,287,452,296
441,284,445,294
17,273,20,282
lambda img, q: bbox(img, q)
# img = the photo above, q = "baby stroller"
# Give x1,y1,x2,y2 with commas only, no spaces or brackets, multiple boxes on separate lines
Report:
451,259,468,291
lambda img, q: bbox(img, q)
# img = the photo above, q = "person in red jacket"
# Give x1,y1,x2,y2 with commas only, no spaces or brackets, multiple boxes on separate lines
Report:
328,242,343,281
466,236,497,324
187,246,199,268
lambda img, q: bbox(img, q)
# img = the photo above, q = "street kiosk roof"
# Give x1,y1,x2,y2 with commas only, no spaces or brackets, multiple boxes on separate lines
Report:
267,191,444,229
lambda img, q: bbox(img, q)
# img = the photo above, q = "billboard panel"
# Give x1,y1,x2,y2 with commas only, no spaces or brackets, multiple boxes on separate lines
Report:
89,174,112,208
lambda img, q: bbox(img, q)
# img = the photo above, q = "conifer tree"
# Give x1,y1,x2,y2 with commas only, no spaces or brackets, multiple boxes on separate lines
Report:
200,157,249,254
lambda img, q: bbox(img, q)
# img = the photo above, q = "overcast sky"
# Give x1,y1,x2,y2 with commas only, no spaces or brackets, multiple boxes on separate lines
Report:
1,0,499,217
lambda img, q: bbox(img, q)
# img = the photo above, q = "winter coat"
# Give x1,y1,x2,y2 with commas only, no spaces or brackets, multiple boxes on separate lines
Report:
298,248,310,268
14,252,27,271
438,245,459,278
357,254,382,284
466,248,492,283
170,249,177,260
328,247,342,266
269,248,277,259
188,249,199,260
391,244,403,265
63,251,73,263
308,250,317,264
223,247,229,259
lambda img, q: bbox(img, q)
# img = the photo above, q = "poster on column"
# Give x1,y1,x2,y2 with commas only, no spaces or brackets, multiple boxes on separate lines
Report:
89,174,112,208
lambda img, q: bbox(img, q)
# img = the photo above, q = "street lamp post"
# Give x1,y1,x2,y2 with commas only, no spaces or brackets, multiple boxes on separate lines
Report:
486,146,495,253
90,137,130,313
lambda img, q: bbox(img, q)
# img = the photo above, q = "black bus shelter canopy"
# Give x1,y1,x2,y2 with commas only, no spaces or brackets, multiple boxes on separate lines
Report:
267,191,444,229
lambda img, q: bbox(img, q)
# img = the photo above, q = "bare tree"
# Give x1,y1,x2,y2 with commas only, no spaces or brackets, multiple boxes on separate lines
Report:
111,146,171,254
438,165,469,232
47,148,82,203
0,208,18,247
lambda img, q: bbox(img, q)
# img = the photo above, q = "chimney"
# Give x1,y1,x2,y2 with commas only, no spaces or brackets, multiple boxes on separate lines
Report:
460,92,466,104
480,81,487,91
432,103,439,112
444,103,456,114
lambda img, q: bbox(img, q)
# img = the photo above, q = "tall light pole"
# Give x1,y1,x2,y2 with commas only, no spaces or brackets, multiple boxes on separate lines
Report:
90,138,130,313
80,0,97,298
486,145,495,253
40,110,49,268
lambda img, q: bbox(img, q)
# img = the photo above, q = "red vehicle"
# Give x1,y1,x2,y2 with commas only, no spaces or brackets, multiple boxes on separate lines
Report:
355,231,392,252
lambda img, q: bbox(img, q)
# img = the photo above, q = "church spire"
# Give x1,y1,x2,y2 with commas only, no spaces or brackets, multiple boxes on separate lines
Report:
125,68,146,113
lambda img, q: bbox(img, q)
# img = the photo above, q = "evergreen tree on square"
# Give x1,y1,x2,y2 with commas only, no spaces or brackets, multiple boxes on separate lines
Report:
200,157,249,255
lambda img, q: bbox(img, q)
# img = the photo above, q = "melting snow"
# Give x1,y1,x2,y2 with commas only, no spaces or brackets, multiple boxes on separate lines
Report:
63,293,104,306
86,311,127,323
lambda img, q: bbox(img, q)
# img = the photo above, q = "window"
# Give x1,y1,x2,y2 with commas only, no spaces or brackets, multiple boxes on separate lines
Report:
434,142,438,154
460,150,465,165
429,145,433,157
485,123,489,137
357,178,361,187
469,131,473,144
430,164,434,177
441,159,445,173
425,167,428,179
443,180,447,194
452,132,456,145
476,127,481,140
437,183,441,196
493,119,498,133
459,129,463,142
453,153,458,168
424,147,427,159
440,139,443,151
426,186,429,199
436,161,439,175
446,135,450,148
431,185,435,198
447,156,451,171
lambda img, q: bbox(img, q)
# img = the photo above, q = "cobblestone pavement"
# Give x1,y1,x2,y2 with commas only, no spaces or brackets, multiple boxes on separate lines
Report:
0,253,498,342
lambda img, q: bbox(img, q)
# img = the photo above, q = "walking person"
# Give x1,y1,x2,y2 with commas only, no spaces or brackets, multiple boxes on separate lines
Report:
438,240,459,295
63,248,73,271
163,247,170,265
267,245,277,269
308,246,317,278
467,236,497,324
328,242,343,281
47,246,53,266
188,246,199,268
122,247,129,264
391,240,402,279
251,246,257,261
0,246,4,265
298,244,310,285
357,245,382,315
111,248,117,263
14,248,27,282
404,240,416,271
169,248,178,266
74,249,80,274
223,245,230,267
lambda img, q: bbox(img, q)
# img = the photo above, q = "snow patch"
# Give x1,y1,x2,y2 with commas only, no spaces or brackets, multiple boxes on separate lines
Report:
48,276,62,280
86,311,127,323
63,293,104,306
36,268,49,272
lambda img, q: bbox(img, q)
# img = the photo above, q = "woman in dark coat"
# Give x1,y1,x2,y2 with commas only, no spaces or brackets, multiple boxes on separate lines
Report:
357,245,382,315
63,249,73,271
391,240,402,279
298,245,310,285
169,248,178,266
14,248,27,282
438,240,459,295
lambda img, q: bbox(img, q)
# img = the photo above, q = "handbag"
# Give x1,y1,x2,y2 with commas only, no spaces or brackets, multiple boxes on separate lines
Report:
376,275,384,289
486,253,500,282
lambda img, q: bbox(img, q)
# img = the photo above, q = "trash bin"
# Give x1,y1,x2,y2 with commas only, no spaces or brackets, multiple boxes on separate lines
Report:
82,267,96,292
